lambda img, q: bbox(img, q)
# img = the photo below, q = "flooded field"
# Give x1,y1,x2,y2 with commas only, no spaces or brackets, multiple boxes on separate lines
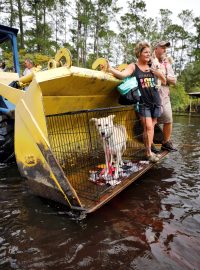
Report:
0,114,199,270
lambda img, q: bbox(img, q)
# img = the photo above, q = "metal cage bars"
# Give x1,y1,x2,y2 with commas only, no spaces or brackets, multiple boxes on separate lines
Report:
46,106,145,202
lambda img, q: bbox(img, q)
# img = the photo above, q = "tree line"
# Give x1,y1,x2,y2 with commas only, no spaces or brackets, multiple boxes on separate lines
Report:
1,0,200,110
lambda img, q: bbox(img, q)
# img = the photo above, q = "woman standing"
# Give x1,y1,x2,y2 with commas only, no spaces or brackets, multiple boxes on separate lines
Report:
107,41,166,162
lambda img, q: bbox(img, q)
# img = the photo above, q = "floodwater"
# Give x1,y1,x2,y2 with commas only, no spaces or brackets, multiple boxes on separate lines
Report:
0,115,199,270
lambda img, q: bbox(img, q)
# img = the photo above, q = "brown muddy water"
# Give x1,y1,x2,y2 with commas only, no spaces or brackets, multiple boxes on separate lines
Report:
0,115,200,270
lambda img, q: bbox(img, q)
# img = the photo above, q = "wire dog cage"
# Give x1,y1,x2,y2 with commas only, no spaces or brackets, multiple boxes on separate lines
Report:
46,106,151,208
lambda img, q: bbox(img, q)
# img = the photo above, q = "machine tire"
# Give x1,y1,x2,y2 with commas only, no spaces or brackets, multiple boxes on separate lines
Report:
0,113,15,164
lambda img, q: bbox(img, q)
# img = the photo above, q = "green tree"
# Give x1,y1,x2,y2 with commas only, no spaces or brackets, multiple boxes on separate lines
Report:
117,14,134,63
192,17,200,61
92,0,117,58
117,0,146,63
170,82,190,111
142,17,159,43
158,9,173,39
0,0,18,27
177,10,194,72
127,0,146,41
179,61,200,93
16,0,25,49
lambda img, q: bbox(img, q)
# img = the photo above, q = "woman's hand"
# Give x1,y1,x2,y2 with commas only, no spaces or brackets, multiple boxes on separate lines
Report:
100,61,110,72
99,62,135,80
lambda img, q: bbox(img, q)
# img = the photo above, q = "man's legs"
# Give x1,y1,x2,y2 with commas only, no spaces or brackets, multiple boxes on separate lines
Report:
156,99,177,151
162,122,172,143
161,121,177,151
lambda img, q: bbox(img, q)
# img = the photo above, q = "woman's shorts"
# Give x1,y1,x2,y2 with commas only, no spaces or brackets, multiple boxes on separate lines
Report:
139,104,161,118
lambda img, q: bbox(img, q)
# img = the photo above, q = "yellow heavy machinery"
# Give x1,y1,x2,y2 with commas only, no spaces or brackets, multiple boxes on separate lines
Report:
0,25,167,215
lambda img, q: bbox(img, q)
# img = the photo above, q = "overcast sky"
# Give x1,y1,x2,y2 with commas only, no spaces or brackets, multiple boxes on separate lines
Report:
118,0,199,24
144,0,199,21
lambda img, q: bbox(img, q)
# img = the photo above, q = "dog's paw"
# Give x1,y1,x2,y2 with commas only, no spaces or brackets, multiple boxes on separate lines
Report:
104,171,108,177
107,179,121,186
113,173,119,180
118,167,123,172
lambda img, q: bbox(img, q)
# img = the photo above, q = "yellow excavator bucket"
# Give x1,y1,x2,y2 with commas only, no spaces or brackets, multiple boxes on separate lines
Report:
14,64,123,211
0,50,168,215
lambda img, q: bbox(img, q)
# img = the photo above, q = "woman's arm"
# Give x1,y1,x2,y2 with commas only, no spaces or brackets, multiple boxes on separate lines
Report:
108,63,135,79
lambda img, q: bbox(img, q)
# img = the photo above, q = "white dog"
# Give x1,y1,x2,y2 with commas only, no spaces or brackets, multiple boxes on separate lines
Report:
91,115,127,182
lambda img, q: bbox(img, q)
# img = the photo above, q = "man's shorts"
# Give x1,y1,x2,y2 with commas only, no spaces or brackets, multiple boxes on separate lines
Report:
158,100,173,124
139,104,161,118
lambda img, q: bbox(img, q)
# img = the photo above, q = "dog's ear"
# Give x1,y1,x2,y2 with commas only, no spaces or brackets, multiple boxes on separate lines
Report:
90,118,97,123
108,114,115,121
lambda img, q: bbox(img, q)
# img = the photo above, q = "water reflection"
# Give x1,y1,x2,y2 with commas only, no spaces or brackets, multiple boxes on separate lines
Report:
0,115,200,270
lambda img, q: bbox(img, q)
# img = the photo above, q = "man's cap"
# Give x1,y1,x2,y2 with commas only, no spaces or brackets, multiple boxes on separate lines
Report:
154,41,171,48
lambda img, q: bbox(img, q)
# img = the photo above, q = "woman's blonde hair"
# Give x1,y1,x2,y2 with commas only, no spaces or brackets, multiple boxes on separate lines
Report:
135,41,151,58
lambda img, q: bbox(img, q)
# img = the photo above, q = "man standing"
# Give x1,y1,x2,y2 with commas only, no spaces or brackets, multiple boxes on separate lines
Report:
22,58,34,90
23,58,34,76
153,41,177,152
